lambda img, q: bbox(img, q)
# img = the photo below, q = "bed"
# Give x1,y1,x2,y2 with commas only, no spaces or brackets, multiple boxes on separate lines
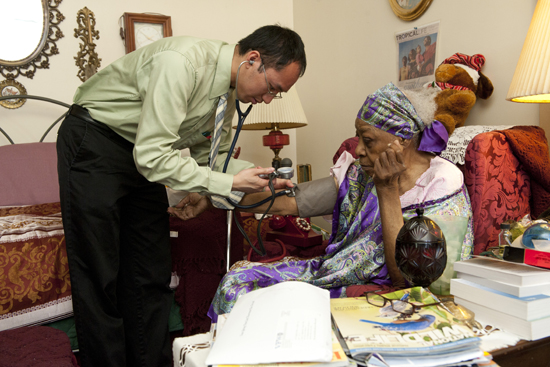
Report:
0,97,184,346
0,96,72,331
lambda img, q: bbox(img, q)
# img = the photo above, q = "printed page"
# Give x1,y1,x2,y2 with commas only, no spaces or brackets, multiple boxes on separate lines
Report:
206,281,332,365
214,330,349,367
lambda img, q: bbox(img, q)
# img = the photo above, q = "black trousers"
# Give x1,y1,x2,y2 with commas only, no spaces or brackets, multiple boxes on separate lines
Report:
57,109,172,367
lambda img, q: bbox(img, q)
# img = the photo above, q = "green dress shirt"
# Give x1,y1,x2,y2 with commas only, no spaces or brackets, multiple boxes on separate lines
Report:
73,36,254,198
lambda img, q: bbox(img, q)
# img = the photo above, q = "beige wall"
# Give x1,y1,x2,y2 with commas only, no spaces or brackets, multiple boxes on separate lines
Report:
0,0,296,168
1,0,543,230
293,0,539,229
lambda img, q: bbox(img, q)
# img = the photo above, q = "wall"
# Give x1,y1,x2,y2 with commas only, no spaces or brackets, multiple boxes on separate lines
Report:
1,0,542,231
0,0,295,169
294,0,539,229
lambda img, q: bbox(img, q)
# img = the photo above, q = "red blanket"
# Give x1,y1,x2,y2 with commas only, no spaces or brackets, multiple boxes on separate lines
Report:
0,326,78,366
170,209,243,336
501,126,550,218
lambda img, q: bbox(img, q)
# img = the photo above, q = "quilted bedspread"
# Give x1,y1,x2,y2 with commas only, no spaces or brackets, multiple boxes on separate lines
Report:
0,202,72,331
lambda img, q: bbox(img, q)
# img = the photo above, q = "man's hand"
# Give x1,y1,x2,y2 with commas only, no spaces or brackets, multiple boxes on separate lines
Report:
167,193,211,221
232,166,276,193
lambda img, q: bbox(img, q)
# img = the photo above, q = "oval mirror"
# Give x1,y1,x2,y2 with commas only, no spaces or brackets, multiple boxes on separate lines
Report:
0,0,46,63
0,0,64,79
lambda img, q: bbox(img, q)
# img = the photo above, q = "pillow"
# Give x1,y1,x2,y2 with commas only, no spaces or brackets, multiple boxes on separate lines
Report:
0,203,72,331
0,142,59,206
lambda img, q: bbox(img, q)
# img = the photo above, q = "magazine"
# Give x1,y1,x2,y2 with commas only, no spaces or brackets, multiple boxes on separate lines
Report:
330,287,481,361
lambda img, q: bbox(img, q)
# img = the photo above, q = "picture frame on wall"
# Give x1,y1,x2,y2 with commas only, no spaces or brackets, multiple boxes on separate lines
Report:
395,21,439,90
122,13,172,54
0,79,27,109
388,0,433,21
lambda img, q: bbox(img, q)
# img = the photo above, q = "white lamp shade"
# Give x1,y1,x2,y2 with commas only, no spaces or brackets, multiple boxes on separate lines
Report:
507,0,550,103
232,86,308,130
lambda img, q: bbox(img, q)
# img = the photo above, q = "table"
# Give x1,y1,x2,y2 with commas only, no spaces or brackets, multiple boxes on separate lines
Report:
491,336,550,367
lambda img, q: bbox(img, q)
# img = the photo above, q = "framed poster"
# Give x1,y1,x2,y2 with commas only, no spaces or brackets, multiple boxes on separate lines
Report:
395,21,439,90
388,0,433,21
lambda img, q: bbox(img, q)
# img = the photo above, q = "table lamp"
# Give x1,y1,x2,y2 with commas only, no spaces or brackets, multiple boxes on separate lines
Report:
507,0,550,102
233,87,308,168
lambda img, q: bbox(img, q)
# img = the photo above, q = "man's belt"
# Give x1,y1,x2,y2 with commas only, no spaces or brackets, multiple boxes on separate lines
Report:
68,104,98,125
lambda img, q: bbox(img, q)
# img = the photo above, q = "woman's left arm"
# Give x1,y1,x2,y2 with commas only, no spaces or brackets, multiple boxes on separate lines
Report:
373,140,407,288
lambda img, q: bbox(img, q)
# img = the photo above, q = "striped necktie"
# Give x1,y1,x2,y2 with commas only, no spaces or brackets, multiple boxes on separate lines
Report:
208,93,229,169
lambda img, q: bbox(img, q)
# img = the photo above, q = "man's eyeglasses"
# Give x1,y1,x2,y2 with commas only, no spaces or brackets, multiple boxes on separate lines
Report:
260,63,283,99
365,291,441,316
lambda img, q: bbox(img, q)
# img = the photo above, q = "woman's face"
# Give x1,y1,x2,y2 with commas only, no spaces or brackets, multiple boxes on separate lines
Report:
354,118,398,175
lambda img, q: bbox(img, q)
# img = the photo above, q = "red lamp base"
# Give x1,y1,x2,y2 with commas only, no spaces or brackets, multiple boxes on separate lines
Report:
263,130,289,150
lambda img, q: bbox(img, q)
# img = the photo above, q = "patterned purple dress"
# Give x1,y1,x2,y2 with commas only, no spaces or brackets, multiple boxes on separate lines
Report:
210,158,473,316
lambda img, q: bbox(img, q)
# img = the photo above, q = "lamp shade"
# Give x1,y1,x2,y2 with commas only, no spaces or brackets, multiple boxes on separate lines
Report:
507,0,550,103
233,87,308,130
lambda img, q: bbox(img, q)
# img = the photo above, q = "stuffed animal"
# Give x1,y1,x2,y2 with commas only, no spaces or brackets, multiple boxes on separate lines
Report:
430,53,494,135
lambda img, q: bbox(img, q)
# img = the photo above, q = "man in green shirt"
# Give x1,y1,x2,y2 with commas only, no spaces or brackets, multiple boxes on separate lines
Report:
56,25,306,367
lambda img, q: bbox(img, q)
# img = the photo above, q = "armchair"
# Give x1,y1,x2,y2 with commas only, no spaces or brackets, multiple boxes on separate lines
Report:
462,126,550,254
332,126,550,256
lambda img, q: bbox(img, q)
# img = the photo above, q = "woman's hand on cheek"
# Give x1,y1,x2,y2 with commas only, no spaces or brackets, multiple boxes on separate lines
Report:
373,140,406,189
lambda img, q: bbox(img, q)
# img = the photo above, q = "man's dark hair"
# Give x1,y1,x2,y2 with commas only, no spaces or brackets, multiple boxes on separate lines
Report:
238,24,306,77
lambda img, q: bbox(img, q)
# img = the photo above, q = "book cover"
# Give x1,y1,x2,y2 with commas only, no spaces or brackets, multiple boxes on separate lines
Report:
450,278,550,321
505,247,550,270
454,297,550,341
330,287,480,360
453,257,550,286
456,272,550,298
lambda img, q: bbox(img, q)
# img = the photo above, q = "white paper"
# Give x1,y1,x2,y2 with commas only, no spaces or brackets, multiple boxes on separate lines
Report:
532,239,550,252
205,281,332,365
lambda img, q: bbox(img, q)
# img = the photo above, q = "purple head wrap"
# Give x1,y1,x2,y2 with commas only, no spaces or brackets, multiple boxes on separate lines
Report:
357,83,449,154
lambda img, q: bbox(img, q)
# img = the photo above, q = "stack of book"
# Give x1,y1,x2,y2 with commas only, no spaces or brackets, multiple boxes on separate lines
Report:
330,287,488,367
450,256,550,341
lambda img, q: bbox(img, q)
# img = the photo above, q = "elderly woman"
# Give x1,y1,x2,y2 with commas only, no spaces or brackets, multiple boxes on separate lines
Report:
205,82,473,316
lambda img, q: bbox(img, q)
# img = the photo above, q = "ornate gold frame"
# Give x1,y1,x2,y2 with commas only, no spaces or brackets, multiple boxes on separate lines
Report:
388,0,433,21
0,0,65,80
0,79,28,109
74,7,101,82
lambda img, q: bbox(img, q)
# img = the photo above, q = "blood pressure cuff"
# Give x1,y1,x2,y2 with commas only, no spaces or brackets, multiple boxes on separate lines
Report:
295,176,338,218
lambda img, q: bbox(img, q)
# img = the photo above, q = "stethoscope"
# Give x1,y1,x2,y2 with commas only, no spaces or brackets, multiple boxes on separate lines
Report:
219,60,295,258
222,60,294,208
221,60,252,174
